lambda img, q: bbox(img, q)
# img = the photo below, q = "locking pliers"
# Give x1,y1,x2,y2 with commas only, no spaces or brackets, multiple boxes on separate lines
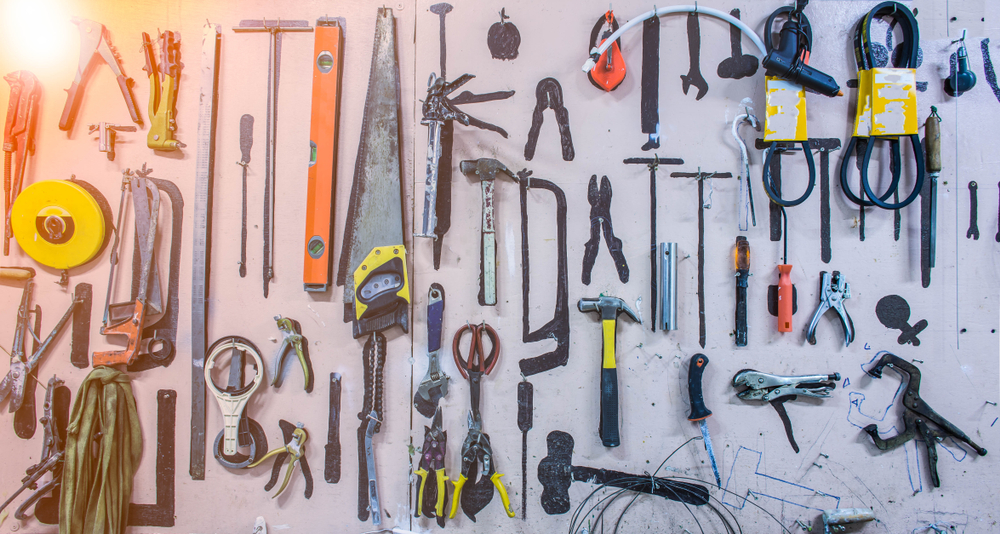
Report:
733,369,840,453
806,270,854,346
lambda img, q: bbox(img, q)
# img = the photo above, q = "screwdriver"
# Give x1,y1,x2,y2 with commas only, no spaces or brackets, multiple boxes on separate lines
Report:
925,107,941,267
687,354,721,487
0,266,35,281
777,208,793,332
734,236,750,346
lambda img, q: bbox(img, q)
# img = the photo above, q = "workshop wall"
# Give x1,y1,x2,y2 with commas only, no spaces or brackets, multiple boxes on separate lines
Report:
1,0,998,532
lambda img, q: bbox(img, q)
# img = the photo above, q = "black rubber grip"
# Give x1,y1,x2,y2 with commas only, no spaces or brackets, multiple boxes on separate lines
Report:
599,368,620,447
687,354,712,421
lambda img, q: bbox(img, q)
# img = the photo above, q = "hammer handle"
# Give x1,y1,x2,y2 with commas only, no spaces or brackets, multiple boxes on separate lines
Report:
599,319,620,447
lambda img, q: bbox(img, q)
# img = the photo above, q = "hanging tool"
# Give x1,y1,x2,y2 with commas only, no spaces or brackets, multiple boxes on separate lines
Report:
944,30,977,97
237,114,254,278
660,242,678,332
450,322,513,520
524,78,574,161
967,181,979,240
234,18,313,298
303,17,345,292
459,159,515,306
415,284,450,418
734,237,750,346
3,71,40,256
687,354,721,487
840,1,924,211
206,336,266,466
325,373,342,484
94,164,164,367
417,3,514,270
761,0,841,97
538,430,710,514
365,410,383,526
249,422,311,498
191,22,222,482
822,508,876,534
587,10,626,91
1,282,80,438
924,108,941,268
776,207,794,333
0,376,70,518
416,74,513,242
339,9,406,522
0,266,34,280
732,111,759,230
142,30,184,151
87,122,136,161
415,407,448,527
582,175,628,285
517,381,532,520
733,369,839,453
862,353,987,486
806,271,854,346
577,297,640,447
622,156,684,331
271,316,313,393
60,18,142,131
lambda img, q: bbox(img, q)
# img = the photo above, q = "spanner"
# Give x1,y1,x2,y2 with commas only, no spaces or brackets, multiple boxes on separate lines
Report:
414,284,450,417
206,336,264,456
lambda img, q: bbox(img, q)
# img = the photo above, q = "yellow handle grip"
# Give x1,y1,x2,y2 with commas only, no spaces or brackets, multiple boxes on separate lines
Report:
414,468,429,515
602,319,617,369
449,474,468,519
435,469,449,518
490,472,515,518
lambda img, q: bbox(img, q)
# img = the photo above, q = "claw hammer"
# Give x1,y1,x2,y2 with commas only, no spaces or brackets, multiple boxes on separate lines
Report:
578,296,640,447
459,158,515,306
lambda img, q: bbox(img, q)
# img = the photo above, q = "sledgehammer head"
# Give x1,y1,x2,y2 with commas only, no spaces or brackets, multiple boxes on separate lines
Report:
578,296,641,323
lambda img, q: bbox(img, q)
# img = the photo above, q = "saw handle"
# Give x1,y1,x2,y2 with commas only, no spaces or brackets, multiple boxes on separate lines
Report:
599,319,620,447
59,82,83,131
777,264,793,332
687,354,712,421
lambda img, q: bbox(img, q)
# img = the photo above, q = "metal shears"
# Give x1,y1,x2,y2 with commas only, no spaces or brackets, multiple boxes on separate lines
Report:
271,316,314,392
249,421,313,499
414,406,449,526
452,322,500,418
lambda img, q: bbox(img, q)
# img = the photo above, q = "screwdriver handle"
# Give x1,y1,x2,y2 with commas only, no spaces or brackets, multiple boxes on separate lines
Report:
777,264,793,332
599,319,620,447
687,354,712,421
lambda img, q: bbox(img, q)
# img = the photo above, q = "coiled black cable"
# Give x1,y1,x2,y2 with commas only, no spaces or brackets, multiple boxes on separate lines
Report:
840,1,925,210
760,4,817,208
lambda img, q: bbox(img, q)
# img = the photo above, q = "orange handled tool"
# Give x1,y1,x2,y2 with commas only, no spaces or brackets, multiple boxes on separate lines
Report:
777,265,793,331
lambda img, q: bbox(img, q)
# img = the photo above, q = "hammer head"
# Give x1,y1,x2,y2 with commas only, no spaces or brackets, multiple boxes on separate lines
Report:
459,158,515,182
577,296,640,323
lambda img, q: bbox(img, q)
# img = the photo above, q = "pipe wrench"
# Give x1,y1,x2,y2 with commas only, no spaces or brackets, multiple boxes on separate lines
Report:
142,31,184,151
3,71,40,256
94,165,163,366
60,18,142,132
414,284,450,417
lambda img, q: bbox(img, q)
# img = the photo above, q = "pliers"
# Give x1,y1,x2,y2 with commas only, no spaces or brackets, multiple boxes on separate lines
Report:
271,316,313,392
450,411,514,521
415,407,449,526
59,18,142,132
806,270,854,347
733,369,840,453
863,353,987,487
249,421,313,498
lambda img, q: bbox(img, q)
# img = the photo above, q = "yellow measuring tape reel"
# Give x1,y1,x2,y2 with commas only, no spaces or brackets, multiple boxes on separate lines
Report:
10,180,111,270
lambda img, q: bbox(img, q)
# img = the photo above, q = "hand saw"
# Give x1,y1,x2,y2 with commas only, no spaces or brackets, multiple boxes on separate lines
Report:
3,71,40,256
337,8,409,339
94,164,165,367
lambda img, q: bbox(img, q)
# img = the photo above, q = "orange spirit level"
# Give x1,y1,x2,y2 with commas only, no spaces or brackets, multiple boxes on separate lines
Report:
303,18,345,292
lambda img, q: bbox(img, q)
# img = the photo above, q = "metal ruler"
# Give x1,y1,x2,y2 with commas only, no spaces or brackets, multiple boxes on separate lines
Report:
190,23,221,481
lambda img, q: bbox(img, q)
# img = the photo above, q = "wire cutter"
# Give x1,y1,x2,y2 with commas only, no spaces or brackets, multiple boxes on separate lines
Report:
733,369,840,453
249,421,312,498
415,407,449,526
806,270,854,347
863,353,987,487
59,18,142,132
271,316,314,392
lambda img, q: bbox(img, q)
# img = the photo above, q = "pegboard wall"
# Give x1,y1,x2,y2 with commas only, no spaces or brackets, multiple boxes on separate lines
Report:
1,0,998,532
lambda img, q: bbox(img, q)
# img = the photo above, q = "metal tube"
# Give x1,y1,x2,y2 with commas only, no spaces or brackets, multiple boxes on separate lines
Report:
660,242,677,331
